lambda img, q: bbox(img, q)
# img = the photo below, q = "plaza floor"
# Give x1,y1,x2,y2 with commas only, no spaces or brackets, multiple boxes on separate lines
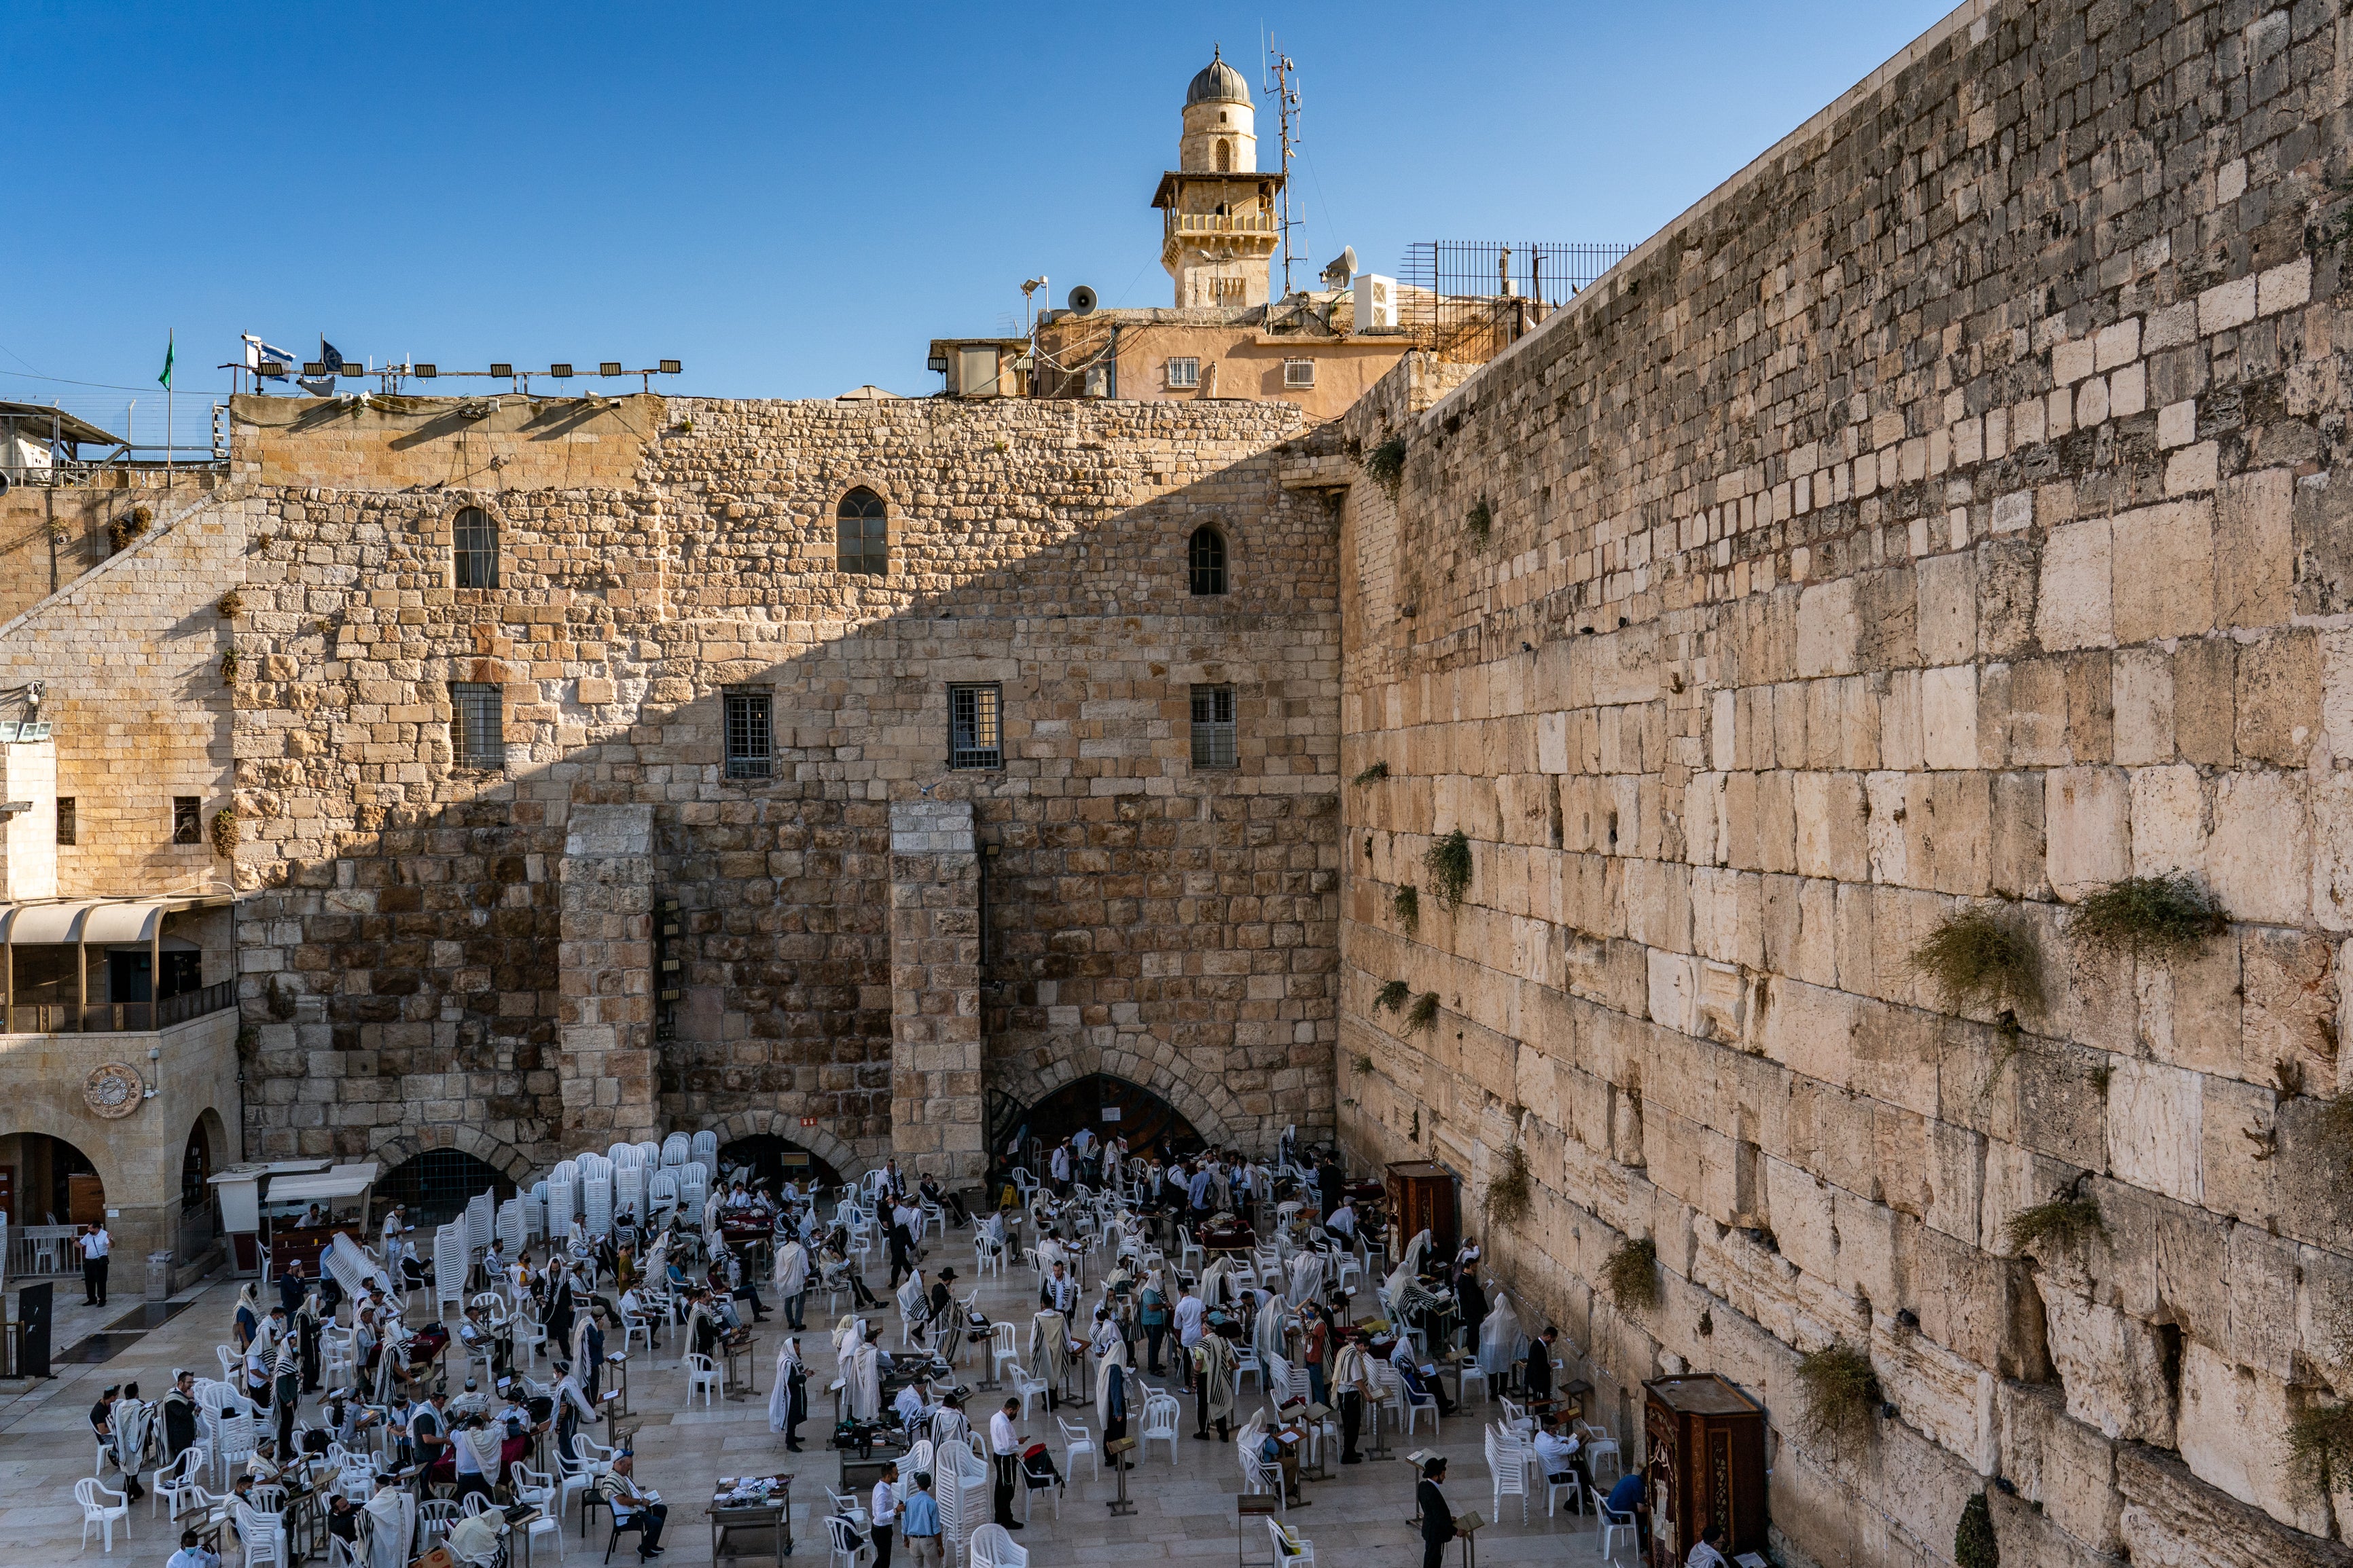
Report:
0,1237,1638,1567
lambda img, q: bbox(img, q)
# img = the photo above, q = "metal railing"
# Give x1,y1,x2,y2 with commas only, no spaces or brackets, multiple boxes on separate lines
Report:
5,979,235,1035
175,1195,220,1262
1398,241,1636,361
6,1224,82,1277
1169,213,1278,236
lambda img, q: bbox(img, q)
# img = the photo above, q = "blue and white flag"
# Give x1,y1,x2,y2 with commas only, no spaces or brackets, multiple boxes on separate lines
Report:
243,335,301,380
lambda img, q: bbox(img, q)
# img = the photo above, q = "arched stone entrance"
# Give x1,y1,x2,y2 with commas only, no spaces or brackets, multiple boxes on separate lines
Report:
698,1110,869,1184
1011,1040,1244,1152
1009,1074,1210,1162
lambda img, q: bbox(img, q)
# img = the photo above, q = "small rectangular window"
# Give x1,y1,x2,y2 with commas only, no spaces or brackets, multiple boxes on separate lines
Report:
725,689,774,780
1166,357,1200,389
1191,685,1237,768
172,797,201,844
56,797,75,846
949,683,1003,770
450,682,506,771
1282,358,1316,389
958,346,1001,397
453,507,499,589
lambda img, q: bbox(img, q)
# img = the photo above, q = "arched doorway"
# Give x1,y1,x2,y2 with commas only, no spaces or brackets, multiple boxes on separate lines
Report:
181,1117,214,1211
717,1135,844,1196
0,1131,103,1227
1008,1074,1207,1170
377,1149,515,1229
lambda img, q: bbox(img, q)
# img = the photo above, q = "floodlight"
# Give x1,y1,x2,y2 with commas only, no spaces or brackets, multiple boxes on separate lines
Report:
600,361,622,378
490,363,514,378
658,360,681,375
414,363,437,378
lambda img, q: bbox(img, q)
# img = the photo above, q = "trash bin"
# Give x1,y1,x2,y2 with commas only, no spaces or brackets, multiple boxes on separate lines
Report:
147,1250,173,1302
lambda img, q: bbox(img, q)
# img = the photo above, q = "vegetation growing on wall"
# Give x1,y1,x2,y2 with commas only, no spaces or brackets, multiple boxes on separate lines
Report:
1603,1236,1659,1311
107,505,153,551
1394,884,1420,935
1795,1343,1882,1448
210,803,241,858
2005,1195,2106,1255
1911,907,2043,1015
1352,761,1389,785
1365,435,1407,496
1424,830,1473,911
1405,992,1440,1036
216,589,245,619
2288,1402,2353,1500
1373,981,1412,1015
2070,874,2228,963
1465,496,1492,545
1954,1492,1999,1567
1483,1139,1532,1228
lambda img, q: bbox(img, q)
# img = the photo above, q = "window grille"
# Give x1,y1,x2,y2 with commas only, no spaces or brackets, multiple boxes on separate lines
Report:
1191,685,1237,767
172,797,201,844
949,683,1003,770
453,506,499,589
1282,358,1316,388
1188,526,1227,596
56,797,74,846
1167,357,1200,389
450,682,506,770
725,689,774,780
837,488,888,575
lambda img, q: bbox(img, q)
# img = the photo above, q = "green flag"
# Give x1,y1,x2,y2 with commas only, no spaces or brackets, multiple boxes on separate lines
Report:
158,331,173,390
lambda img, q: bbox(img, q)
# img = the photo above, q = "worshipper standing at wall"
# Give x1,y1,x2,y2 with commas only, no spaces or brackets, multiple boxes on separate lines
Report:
1192,1319,1238,1440
770,1334,809,1451
79,1220,112,1306
1096,1333,1132,1469
1524,1325,1560,1403
775,1230,810,1330
990,1396,1026,1531
1139,1266,1172,1375
1476,1292,1522,1396
162,1370,200,1464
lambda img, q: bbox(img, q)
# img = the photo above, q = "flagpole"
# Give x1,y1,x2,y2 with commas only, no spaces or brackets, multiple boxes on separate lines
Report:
164,329,174,492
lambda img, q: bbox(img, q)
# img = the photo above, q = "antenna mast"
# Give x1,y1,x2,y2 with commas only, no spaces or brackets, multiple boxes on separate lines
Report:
1270,41,1301,298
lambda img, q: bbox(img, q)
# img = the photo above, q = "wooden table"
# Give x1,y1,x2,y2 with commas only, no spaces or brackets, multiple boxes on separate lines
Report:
710,1473,793,1565
724,1334,761,1401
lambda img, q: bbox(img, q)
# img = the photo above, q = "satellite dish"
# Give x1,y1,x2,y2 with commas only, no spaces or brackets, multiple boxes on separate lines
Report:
1067,285,1099,315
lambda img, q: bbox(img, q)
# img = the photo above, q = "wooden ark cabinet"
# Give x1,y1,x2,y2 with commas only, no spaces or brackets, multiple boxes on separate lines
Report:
1383,1160,1458,1261
1642,1374,1768,1565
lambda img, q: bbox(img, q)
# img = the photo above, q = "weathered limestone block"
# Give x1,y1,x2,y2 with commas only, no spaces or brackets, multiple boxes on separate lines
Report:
2176,1338,2329,1535
2033,1277,2176,1445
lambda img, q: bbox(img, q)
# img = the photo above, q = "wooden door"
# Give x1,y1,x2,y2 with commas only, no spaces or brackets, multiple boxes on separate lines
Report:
0,1165,14,1221
67,1172,105,1226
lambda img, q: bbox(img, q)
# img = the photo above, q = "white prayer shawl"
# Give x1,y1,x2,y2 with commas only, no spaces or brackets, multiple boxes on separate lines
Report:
1477,1293,1525,1381
850,1343,882,1420
774,1241,809,1298
768,1341,802,1432
1384,1228,1432,1311
111,1397,154,1476
897,1272,927,1319
1286,1252,1326,1307
703,1192,724,1237
363,1487,416,1568
461,1423,505,1476
1031,1310,1072,1391
834,1315,867,1362
1253,1292,1288,1366
1094,1337,1130,1415
1199,1256,1235,1309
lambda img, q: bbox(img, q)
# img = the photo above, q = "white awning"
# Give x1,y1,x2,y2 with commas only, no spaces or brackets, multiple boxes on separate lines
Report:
0,894,233,945
264,1162,382,1205
78,901,167,945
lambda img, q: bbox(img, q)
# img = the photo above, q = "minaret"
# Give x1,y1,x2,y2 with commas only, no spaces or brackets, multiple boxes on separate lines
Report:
1153,47,1284,310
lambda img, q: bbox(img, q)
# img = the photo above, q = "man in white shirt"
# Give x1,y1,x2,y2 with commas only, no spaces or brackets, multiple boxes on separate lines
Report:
989,1398,1025,1531
1173,1284,1206,1392
1531,1418,1582,1486
893,1378,931,1434
79,1222,113,1305
166,1529,221,1568
1687,1522,1731,1567
1327,1200,1357,1241
869,1461,901,1568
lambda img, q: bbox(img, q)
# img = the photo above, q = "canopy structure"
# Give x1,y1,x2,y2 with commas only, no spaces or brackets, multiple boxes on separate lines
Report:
0,894,236,1032
264,1162,382,1209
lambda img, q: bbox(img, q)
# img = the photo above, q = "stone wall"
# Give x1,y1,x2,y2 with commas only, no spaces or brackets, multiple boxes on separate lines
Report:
1336,1,2353,1563
220,392,1342,1180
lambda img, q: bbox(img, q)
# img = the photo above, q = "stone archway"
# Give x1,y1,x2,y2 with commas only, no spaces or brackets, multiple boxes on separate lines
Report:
1017,1037,1245,1152
371,1124,539,1186
696,1109,872,1184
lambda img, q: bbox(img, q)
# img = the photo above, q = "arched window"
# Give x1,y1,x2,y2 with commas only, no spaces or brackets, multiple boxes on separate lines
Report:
837,488,888,575
1188,525,1227,596
1216,139,1232,172
453,506,498,588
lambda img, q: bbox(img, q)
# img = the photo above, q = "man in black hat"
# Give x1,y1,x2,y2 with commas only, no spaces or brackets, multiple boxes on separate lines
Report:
924,1267,957,1347
1416,1456,1455,1568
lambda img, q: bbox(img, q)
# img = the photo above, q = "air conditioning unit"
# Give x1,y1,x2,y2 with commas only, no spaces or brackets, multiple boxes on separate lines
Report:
1355,272,1397,330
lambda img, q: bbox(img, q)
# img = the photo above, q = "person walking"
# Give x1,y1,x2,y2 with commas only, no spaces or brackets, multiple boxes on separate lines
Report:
79,1221,112,1306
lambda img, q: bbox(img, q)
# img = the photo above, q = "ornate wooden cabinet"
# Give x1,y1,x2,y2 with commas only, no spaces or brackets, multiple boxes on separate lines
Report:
1642,1374,1768,1565
1383,1160,1458,1261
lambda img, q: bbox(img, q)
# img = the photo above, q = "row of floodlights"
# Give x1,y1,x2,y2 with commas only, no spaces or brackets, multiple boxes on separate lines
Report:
255,361,683,380
0,723,54,742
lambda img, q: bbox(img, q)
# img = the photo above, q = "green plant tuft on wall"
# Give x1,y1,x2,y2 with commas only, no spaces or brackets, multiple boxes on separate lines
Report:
210,803,241,858
1365,435,1407,496
1483,1139,1533,1228
1465,496,1492,545
108,507,152,551
2005,1195,2106,1255
1351,1052,1376,1074
1424,830,1473,911
2069,873,2228,963
1405,992,1439,1036
1373,982,1411,1015
216,589,246,619
219,647,240,682
1911,907,2043,1015
1954,1491,1999,1568
1603,1236,1659,1311
1394,884,1420,935
1795,1342,1882,1448
1352,761,1390,785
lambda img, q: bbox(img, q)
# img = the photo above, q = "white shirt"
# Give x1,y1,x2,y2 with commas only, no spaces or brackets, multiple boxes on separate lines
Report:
1174,1295,1205,1346
872,1478,899,1527
1327,1206,1356,1237
1532,1429,1579,1476
1687,1546,1729,1568
82,1228,111,1259
989,1411,1019,1455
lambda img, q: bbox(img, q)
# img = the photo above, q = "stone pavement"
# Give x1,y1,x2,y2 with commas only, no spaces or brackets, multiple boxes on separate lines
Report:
0,1246,1638,1565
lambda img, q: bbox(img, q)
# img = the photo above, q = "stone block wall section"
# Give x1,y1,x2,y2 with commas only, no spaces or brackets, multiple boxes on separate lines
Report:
890,799,984,1180
1337,1,2353,1565
217,392,1342,1181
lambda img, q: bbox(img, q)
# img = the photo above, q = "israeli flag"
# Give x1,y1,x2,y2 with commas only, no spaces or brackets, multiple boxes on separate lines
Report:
243,335,300,380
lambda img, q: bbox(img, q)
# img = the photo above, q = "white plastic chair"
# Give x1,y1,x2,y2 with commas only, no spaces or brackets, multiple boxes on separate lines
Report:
1544,1462,1584,1518
1596,1488,1638,1558
989,1322,1021,1387
75,1478,131,1553
684,1351,720,1408
1401,1371,1441,1436
234,1499,286,1566
1578,1419,1623,1486
1010,1366,1048,1420
1238,1442,1287,1514
827,1514,876,1568
1058,1416,1098,1482
1486,1427,1528,1525
1270,1517,1316,1568
1141,1391,1181,1465
418,1497,462,1552
969,1523,1028,1568
154,1447,206,1520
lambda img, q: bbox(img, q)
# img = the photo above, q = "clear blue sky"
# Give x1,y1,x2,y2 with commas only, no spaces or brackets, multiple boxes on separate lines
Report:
3,1,1953,436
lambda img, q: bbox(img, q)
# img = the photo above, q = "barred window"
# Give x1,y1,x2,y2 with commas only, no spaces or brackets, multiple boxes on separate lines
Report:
172,797,201,844
56,797,74,846
1191,684,1237,768
450,682,506,770
1188,526,1227,596
949,683,1003,770
1282,358,1315,388
725,689,774,780
453,506,499,589
838,487,888,575
1166,357,1200,389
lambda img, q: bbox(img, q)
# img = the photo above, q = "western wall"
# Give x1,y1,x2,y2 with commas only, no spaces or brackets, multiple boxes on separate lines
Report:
1333,0,2353,1563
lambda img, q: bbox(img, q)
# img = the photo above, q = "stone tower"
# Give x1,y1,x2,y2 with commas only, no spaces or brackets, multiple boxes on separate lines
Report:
1153,48,1284,310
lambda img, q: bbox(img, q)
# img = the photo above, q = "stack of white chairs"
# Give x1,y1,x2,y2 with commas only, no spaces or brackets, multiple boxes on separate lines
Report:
691,1129,719,1166
434,1225,469,1314
648,1170,679,1222
463,1192,495,1258
497,1198,526,1256
609,1142,641,1169
937,1438,992,1561
679,1161,709,1224
585,1175,613,1238
547,1169,576,1239
323,1234,378,1298
617,1165,645,1224
524,1183,547,1241
662,1133,690,1167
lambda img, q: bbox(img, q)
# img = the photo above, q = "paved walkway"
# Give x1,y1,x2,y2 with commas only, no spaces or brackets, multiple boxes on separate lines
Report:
0,1235,1638,1565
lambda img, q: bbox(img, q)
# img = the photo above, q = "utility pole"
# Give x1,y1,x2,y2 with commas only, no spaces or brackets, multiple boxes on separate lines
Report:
1270,42,1301,299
